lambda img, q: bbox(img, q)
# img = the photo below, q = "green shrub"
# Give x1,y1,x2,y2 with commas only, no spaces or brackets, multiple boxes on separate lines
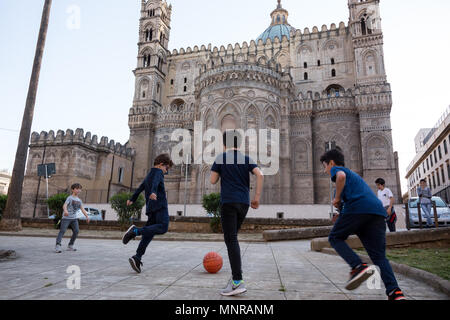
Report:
202,193,221,233
46,193,69,228
110,192,145,229
0,194,7,221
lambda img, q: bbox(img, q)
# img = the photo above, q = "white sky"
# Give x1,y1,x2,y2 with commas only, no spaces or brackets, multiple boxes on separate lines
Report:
0,0,449,195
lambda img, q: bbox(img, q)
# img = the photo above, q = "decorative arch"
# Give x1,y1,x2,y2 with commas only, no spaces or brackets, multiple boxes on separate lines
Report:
138,77,150,99
244,104,260,130
322,39,339,51
364,134,391,169
361,49,379,76
262,104,280,128
170,98,185,112
217,102,242,130
325,84,345,97
291,138,311,173
257,56,268,66
200,165,219,196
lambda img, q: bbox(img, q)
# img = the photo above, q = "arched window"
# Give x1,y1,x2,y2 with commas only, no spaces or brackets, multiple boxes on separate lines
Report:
331,58,335,65
304,72,308,80
304,62,308,68
145,29,153,42
361,18,367,35
143,54,151,68
317,60,321,66
326,84,344,98
331,69,336,77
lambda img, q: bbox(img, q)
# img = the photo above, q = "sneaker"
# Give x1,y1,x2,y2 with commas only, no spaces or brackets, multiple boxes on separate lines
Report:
345,263,374,291
67,245,77,252
122,225,137,245
129,256,143,274
388,288,407,301
55,244,62,253
220,280,247,296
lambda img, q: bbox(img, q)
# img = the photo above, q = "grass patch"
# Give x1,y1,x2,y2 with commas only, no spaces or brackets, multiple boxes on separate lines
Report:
356,248,450,281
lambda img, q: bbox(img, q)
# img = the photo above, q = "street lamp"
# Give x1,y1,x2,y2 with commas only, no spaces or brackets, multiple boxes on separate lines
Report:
325,141,336,219
182,128,194,217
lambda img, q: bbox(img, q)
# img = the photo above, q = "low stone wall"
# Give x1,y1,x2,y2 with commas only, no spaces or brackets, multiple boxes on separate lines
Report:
310,228,450,252
263,226,333,241
22,217,333,234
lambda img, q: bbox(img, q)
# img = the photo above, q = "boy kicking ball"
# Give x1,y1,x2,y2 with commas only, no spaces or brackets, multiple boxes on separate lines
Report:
122,154,173,273
321,149,406,300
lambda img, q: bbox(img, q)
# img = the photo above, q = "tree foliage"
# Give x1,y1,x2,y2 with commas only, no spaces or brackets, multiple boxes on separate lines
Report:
202,193,221,233
110,192,145,229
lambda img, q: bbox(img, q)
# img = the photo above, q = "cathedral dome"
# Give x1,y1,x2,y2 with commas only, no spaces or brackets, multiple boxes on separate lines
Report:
257,24,293,43
256,0,295,43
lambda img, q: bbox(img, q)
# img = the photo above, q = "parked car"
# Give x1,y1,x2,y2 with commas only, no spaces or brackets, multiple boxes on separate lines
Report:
49,207,103,221
76,207,103,221
406,197,450,228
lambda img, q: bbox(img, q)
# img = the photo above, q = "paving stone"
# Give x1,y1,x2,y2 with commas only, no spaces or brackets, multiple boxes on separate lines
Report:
0,235,447,300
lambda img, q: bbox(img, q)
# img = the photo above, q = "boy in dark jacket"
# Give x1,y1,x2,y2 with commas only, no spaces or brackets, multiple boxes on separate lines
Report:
122,154,174,273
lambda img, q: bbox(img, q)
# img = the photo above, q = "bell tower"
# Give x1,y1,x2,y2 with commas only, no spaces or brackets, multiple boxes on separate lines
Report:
348,0,386,84
128,0,172,186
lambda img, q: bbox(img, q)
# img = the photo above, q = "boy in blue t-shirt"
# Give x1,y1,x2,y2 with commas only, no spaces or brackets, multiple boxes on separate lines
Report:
211,130,264,296
320,149,406,300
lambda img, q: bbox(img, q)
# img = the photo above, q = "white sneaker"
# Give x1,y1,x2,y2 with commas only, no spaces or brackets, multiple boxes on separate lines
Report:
67,245,77,252
55,245,62,253
220,280,247,296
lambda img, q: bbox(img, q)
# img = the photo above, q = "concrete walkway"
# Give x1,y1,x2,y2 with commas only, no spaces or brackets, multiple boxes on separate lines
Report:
0,235,448,300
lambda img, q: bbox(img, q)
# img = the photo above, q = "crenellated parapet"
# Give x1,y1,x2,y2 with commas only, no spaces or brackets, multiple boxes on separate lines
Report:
168,21,348,60
30,129,135,159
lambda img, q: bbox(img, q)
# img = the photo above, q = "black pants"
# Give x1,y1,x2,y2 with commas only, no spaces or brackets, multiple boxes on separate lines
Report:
328,214,399,295
221,203,249,281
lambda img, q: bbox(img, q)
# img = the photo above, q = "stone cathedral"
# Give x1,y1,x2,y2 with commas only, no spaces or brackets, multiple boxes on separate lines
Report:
129,0,401,205
22,0,401,217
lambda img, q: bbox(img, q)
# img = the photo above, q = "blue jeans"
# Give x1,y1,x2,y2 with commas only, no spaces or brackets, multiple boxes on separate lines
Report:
135,208,169,260
328,214,399,295
56,219,79,246
420,203,433,226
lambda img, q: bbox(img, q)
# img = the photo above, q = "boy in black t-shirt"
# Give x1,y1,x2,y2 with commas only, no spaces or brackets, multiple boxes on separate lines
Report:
211,130,264,296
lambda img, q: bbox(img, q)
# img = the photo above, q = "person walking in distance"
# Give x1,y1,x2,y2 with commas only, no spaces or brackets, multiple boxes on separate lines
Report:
375,178,397,232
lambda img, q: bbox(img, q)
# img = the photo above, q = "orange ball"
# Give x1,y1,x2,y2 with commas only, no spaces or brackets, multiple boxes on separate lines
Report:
203,252,223,274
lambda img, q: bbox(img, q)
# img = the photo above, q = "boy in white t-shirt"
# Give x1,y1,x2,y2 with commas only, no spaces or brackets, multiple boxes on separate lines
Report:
375,178,396,232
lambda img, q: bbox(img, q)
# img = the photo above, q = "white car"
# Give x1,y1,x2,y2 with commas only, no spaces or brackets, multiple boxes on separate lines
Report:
75,207,103,221
406,197,450,228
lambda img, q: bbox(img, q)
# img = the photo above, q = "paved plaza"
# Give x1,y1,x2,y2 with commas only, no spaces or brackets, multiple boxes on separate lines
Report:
0,235,448,300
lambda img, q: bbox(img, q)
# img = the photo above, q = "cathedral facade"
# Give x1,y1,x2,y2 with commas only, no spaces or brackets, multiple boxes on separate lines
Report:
129,0,401,205
22,0,402,218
